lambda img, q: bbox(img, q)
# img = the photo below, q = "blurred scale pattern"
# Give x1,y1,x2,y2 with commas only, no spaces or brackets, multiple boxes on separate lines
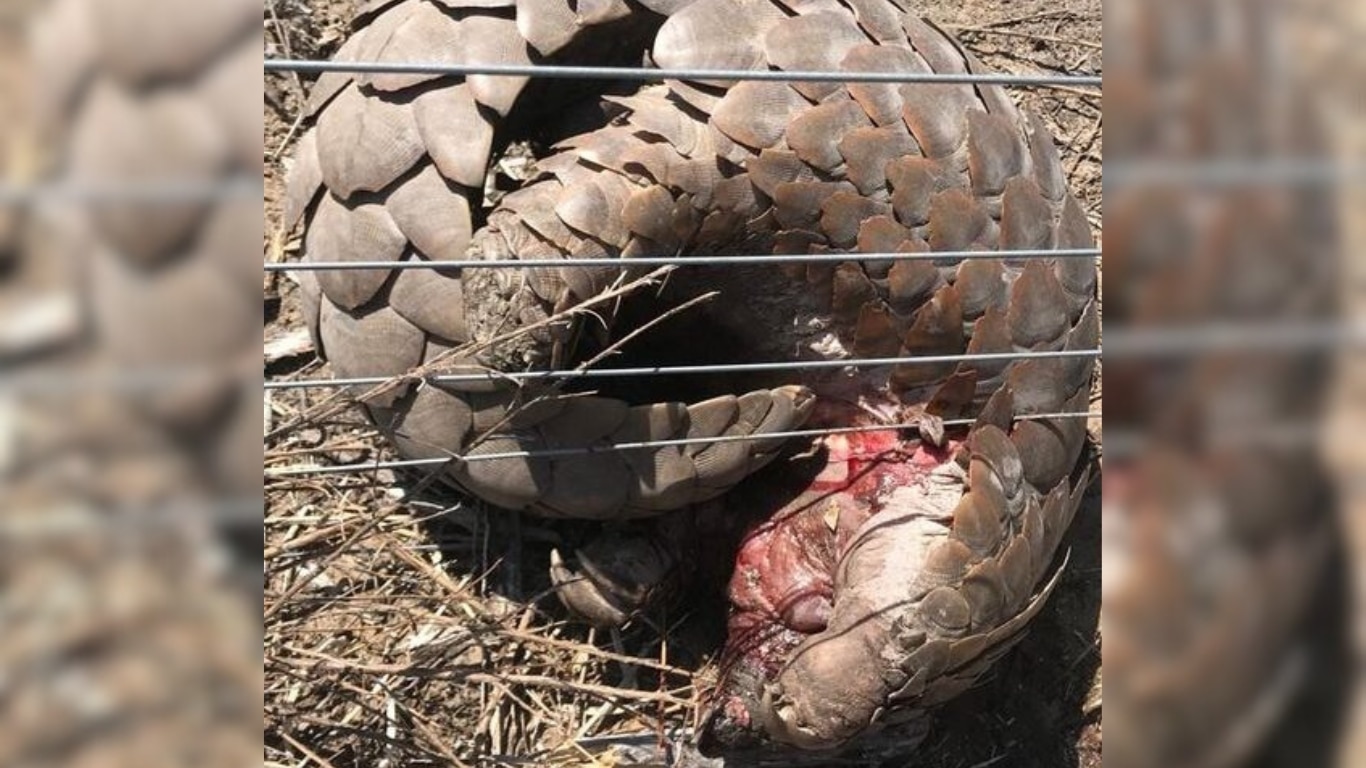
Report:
1,1,260,766
1322,1,1366,766
1105,0,1349,766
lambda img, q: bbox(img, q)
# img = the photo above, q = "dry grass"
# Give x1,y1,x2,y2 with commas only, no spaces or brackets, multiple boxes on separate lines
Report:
263,0,1102,765
263,475,703,766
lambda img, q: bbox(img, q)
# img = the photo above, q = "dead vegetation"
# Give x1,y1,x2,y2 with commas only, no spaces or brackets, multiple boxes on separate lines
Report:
263,1,1102,765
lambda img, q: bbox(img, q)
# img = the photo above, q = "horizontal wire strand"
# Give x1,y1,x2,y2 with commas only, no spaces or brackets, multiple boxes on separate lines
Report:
0,499,266,538
0,177,263,204
36,322,1353,396
1104,322,1361,356
1103,420,1322,458
263,348,1101,391
263,58,1100,87
1,369,257,396
265,409,1100,477
268,248,1102,272
21,160,1348,203
1106,159,1366,187
17,161,1352,203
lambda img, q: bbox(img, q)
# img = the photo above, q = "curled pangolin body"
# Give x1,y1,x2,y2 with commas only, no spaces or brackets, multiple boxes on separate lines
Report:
289,0,1096,755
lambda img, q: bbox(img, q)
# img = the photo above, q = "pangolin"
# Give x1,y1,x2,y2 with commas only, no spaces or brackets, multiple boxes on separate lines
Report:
287,0,1098,756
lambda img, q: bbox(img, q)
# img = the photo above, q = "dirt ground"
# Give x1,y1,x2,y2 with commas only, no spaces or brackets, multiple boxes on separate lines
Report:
263,1,1102,765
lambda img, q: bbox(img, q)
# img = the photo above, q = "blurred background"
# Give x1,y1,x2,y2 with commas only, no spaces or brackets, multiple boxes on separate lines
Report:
0,0,261,766
0,0,1361,766
1104,1,1361,767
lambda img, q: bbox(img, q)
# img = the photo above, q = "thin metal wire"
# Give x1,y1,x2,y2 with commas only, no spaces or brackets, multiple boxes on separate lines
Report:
0,499,265,538
2,368,257,396
1106,160,1366,187
1103,420,1320,459
264,58,1100,87
265,409,1100,478
268,248,1102,273
1105,323,1361,357
263,348,1101,391
0,177,263,204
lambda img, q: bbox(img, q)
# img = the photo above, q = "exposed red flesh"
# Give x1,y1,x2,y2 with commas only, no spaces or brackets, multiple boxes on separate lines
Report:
703,399,962,746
